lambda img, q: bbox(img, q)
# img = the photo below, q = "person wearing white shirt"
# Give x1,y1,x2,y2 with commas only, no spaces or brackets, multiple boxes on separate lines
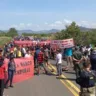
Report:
25,50,31,58
21,46,26,57
56,49,62,77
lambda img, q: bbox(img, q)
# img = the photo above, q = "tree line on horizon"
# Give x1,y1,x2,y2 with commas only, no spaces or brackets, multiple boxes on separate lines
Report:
0,22,96,45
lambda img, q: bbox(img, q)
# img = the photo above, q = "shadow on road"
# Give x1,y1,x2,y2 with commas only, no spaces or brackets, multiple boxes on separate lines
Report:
65,71,75,74
56,77,75,81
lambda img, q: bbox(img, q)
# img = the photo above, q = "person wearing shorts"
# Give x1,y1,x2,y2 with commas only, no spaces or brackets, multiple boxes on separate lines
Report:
37,49,47,75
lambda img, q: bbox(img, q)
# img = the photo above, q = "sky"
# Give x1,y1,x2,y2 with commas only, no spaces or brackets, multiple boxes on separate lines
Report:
0,0,96,31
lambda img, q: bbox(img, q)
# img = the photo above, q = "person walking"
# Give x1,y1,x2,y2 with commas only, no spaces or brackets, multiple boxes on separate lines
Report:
56,49,62,77
0,57,6,96
37,48,47,75
5,58,16,88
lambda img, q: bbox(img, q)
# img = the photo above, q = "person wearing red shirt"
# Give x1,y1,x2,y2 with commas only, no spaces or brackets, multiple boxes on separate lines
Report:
37,49,47,75
0,57,6,96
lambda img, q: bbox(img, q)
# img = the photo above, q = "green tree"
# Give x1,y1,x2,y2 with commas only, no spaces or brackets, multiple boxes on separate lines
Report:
54,22,81,44
65,22,81,44
7,28,18,37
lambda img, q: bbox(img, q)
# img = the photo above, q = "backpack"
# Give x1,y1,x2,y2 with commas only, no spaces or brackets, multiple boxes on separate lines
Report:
76,70,95,87
76,77,82,85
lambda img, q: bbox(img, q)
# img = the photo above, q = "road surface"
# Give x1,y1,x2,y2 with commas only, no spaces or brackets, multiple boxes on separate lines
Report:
4,60,80,96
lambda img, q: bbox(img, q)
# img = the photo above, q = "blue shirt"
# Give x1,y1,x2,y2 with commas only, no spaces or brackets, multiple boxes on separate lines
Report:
65,48,72,56
34,49,40,58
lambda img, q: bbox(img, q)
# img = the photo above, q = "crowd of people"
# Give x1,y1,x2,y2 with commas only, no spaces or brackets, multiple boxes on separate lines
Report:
0,38,96,96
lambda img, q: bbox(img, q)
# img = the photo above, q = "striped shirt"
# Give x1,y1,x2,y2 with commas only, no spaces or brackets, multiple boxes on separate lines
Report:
37,52,44,63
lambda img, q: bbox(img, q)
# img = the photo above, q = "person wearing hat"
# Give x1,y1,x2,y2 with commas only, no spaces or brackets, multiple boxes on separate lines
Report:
0,57,6,96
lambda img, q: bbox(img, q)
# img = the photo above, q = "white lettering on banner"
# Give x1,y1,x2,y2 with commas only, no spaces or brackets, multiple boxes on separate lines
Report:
51,38,74,49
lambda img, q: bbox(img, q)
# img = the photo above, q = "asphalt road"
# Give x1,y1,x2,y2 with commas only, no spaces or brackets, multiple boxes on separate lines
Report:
4,59,80,96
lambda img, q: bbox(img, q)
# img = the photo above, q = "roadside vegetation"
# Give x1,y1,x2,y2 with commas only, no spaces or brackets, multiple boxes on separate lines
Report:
0,22,96,46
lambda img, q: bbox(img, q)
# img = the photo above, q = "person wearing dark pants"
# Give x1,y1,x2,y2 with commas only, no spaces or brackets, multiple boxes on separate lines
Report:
0,80,4,96
72,47,83,78
0,56,6,96
37,48,47,75
5,58,16,88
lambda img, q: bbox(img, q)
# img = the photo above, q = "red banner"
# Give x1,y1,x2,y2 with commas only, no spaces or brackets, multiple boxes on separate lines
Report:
14,41,33,46
14,40,51,46
51,38,74,49
5,57,34,83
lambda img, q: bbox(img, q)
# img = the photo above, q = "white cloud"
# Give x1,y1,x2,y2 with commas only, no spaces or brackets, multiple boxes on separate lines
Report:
19,23,25,26
27,23,32,27
49,19,72,29
8,19,96,31
54,21,62,24
77,21,96,28
49,23,56,27
64,19,72,24
10,24,18,28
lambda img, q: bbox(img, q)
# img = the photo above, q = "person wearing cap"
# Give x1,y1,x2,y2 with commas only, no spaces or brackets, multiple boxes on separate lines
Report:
90,49,96,71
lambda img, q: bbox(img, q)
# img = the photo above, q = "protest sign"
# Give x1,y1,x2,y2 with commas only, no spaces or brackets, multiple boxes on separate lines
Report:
14,41,33,46
4,57,34,83
51,38,74,49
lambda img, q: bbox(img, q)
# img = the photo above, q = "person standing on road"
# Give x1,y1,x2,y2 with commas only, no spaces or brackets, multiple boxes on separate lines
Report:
77,63,96,96
5,58,16,88
34,46,40,68
72,47,83,78
90,49,96,71
56,49,62,77
44,47,49,66
37,48,47,75
65,47,73,68
0,57,6,96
